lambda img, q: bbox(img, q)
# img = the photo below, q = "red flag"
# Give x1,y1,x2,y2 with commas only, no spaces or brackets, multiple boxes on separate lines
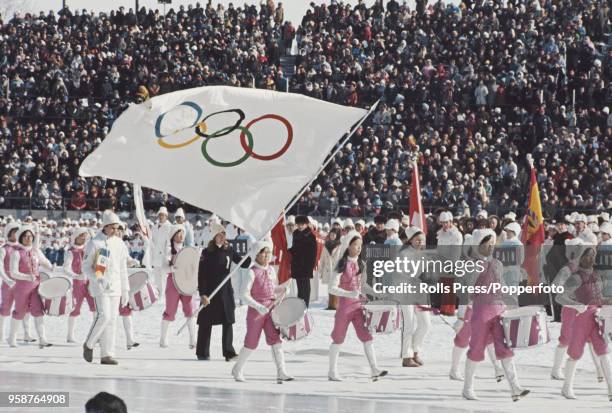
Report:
409,160,427,235
521,167,545,286
271,216,292,284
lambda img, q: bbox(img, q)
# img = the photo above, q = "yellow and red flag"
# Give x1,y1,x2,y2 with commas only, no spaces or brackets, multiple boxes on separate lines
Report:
520,167,545,286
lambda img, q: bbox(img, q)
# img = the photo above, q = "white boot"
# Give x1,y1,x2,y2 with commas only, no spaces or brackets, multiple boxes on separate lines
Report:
34,317,51,348
589,343,604,383
0,315,5,342
364,341,387,380
599,354,612,401
463,359,479,400
551,346,566,380
272,344,294,383
487,344,504,382
23,313,35,342
449,346,466,381
186,317,196,349
67,317,77,343
123,316,138,349
501,358,529,401
7,317,19,347
328,343,344,381
562,358,577,399
160,320,170,348
231,348,254,382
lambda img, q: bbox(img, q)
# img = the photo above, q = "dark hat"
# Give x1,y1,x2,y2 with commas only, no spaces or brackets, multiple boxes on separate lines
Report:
295,215,309,225
374,215,386,224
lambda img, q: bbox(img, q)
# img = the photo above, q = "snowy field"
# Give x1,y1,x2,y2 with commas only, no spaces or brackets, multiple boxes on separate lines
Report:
1,284,611,413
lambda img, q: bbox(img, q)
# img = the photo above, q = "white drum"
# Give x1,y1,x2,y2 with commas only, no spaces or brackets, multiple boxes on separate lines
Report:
596,306,612,344
39,271,51,282
363,300,401,334
501,307,550,349
38,276,73,316
271,297,314,341
172,246,200,295
128,271,158,311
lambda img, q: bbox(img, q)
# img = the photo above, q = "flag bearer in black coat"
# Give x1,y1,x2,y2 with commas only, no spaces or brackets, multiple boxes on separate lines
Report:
197,223,250,361
289,215,317,307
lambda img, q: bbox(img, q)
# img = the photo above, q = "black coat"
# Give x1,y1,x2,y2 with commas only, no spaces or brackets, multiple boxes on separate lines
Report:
544,231,573,282
364,228,386,245
197,244,248,326
289,229,317,279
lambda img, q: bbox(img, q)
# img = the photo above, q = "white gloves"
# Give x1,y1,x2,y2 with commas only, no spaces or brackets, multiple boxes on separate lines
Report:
120,290,130,308
97,277,110,291
453,319,464,333
348,290,360,299
256,304,269,316
574,304,587,314
6,278,16,288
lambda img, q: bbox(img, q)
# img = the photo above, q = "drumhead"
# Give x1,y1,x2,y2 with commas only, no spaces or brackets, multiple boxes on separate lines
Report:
39,272,51,282
502,306,544,318
598,307,612,318
38,277,71,299
128,271,150,294
271,297,306,327
173,247,200,295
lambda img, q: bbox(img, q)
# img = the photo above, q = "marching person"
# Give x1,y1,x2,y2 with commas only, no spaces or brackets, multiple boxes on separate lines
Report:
116,222,140,350
82,210,130,365
551,238,604,381
462,229,530,401
152,207,172,301
174,208,195,247
289,215,317,308
231,240,294,383
7,225,55,348
328,230,388,381
160,225,196,349
64,227,93,343
197,223,249,361
555,241,612,400
0,222,24,343
544,213,573,321
399,227,431,367
499,222,525,287
437,211,463,316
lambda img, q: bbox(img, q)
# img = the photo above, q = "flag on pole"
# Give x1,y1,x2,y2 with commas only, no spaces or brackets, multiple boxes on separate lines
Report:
133,184,153,269
271,215,291,284
409,160,427,235
521,166,545,286
80,86,367,239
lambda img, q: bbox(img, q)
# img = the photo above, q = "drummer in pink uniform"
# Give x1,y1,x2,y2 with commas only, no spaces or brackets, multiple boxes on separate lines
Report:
117,222,140,350
462,229,529,401
551,238,604,382
328,230,388,381
160,225,196,349
231,239,294,383
555,243,612,400
64,227,93,343
0,222,20,343
7,225,55,348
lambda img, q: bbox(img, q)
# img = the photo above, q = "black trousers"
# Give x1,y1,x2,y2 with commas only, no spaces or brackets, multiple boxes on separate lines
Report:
196,322,235,359
295,278,311,308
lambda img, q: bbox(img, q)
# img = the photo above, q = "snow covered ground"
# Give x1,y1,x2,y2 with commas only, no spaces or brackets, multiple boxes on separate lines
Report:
1,284,611,413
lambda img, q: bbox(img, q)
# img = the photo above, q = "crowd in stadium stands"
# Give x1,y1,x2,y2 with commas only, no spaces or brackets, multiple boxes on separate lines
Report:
0,0,610,220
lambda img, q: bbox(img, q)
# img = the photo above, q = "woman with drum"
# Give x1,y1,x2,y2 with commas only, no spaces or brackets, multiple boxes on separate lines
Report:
7,225,54,348
328,230,388,381
197,223,250,361
231,240,294,383
551,238,604,382
160,225,196,349
555,242,612,400
462,229,530,401
64,227,93,343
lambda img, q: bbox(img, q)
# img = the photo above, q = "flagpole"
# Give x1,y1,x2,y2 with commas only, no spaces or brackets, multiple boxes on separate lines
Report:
177,100,380,335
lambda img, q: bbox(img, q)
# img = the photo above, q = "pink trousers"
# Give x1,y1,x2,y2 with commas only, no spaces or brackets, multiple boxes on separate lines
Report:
0,282,15,316
162,275,194,321
244,306,281,349
70,279,95,317
11,279,44,320
567,306,609,360
558,306,578,347
331,298,372,344
467,304,514,362
454,306,495,349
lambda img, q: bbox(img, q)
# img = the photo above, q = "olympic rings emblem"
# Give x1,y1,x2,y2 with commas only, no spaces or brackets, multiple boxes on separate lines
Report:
154,101,293,167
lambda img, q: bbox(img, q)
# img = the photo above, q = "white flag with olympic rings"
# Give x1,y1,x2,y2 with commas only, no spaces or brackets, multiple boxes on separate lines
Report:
80,86,367,238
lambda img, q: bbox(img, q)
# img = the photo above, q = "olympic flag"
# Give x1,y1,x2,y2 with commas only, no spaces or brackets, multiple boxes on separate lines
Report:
80,86,367,238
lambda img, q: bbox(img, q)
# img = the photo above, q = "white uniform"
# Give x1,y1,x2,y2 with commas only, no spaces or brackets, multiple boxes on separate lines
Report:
499,237,525,286
151,220,172,298
82,231,129,359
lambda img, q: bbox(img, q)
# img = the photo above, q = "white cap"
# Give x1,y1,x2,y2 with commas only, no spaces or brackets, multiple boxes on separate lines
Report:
355,219,366,227
70,227,90,245
587,215,598,224
401,215,411,226
504,222,522,237
504,211,517,221
600,222,612,236
600,212,610,222
158,206,168,216
471,228,497,247
102,210,121,227
3,222,19,239
574,213,587,223
251,239,274,259
439,211,453,223
476,210,488,219
333,218,344,226
210,222,225,239
175,208,185,219
385,219,400,232
170,224,184,240
343,218,355,228
404,226,424,242
338,230,362,257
